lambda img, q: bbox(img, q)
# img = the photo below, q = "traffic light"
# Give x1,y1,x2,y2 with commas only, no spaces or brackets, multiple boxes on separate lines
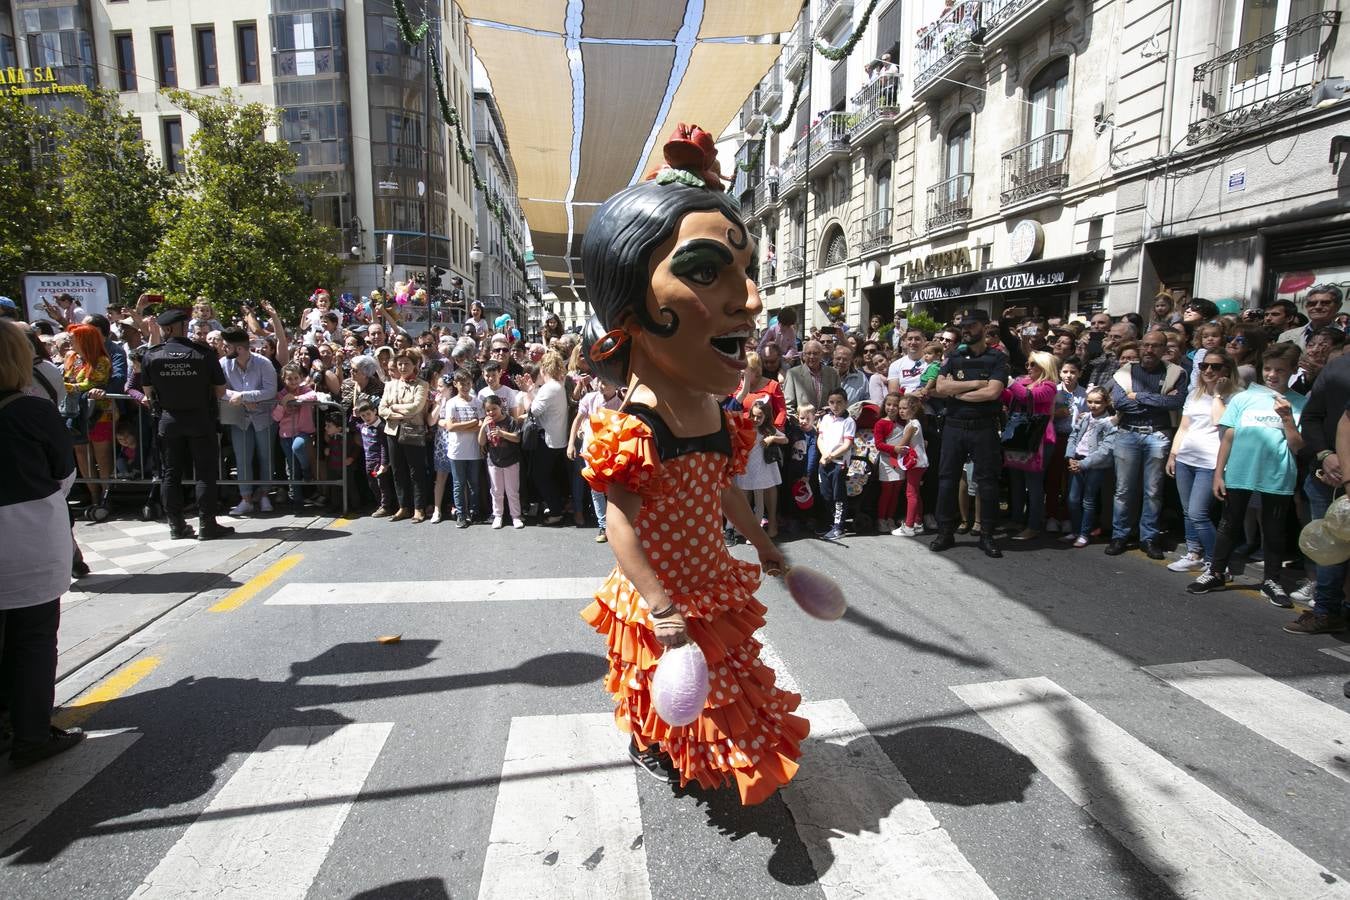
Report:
430,265,446,290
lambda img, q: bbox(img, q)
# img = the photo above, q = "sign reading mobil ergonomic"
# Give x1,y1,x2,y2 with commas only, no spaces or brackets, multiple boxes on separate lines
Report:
22,272,119,325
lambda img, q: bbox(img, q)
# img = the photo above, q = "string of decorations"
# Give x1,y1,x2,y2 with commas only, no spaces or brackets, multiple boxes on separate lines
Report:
736,0,883,174
392,0,539,301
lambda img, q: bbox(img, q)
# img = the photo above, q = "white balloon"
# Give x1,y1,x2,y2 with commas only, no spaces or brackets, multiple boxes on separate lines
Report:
651,643,710,726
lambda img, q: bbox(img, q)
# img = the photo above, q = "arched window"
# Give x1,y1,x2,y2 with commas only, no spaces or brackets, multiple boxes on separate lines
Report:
873,161,892,212
1027,58,1070,139
945,115,972,178
822,225,848,267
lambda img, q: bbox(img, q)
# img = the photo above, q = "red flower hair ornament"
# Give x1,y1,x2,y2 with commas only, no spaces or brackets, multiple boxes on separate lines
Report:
645,123,727,192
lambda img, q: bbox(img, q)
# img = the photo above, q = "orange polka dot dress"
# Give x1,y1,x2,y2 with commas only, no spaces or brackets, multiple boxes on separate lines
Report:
581,403,809,806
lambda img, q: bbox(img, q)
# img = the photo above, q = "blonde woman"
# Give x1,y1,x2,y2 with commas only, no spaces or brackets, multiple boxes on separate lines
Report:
378,349,430,522
1002,350,1060,540
1165,351,1238,572
526,349,570,524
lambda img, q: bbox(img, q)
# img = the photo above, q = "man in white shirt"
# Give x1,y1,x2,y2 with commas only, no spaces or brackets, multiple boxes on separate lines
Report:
1279,285,1343,349
887,328,927,395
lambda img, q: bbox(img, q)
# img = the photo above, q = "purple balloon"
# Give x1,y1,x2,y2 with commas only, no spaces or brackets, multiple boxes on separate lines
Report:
651,643,710,726
784,565,847,620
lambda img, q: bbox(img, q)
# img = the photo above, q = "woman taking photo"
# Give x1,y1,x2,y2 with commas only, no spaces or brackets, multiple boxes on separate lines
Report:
63,324,115,513
527,350,571,524
0,320,86,765
1002,350,1060,540
379,348,430,522
1165,351,1237,574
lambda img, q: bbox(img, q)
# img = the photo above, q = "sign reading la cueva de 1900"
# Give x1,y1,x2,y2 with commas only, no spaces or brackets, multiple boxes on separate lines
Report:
897,246,973,283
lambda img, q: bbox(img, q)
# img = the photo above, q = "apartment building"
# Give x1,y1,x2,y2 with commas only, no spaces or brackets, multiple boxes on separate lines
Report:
735,0,1348,329
472,87,529,327
1,0,481,298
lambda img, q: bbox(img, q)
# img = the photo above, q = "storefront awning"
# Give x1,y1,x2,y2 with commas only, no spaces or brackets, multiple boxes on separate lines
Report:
464,1,800,302
901,251,1105,305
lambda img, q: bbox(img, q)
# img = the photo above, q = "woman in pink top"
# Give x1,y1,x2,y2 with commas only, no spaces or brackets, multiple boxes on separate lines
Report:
1002,351,1059,540
272,363,319,507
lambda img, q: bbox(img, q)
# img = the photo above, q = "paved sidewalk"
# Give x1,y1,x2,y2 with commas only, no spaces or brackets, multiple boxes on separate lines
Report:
60,510,345,680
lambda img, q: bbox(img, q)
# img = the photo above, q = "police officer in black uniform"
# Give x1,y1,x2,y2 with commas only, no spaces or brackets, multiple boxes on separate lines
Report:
141,307,234,541
930,308,1009,559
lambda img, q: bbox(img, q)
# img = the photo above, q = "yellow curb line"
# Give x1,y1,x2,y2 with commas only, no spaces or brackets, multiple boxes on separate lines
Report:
209,554,303,613
53,657,160,729
331,517,353,529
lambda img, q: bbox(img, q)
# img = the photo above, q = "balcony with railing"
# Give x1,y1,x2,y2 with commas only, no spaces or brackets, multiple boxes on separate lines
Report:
858,208,892,255
849,73,903,144
777,145,806,199
783,20,808,81
926,173,974,231
753,179,779,216
913,0,983,102
817,0,854,36
759,63,784,115
738,93,765,136
1000,130,1071,206
781,249,805,281
1188,10,1340,145
806,111,851,175
983,0,1058,49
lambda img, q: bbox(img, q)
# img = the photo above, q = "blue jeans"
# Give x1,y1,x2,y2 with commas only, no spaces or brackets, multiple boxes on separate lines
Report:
1174,460,1217,560
1304,475,1346,617
228,422,274,500
591,489,608,529
280,433,313,503
1007,468,1046,530
450,458,481,521
1112,429,1171,542
1067,467,1107,537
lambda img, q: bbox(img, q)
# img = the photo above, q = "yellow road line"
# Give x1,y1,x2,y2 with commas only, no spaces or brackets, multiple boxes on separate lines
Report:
54,656,160,729
209,554,303,613
331,517,353,529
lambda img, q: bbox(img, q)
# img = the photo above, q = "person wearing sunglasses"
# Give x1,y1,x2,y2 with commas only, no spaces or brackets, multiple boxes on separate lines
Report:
1278,284,1343,349
1225,324,1266,388
1165,353,1238,574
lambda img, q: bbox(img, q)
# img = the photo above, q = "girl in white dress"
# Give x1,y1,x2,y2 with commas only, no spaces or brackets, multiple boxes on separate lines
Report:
734,400,787,536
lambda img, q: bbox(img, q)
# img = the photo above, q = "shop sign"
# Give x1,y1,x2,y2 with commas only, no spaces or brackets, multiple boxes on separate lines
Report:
1226,169,1246,193
977,267,1072,293
897,246,973,283
0,66,86,98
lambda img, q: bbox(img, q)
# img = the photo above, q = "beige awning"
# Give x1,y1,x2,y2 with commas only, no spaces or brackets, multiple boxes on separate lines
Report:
461,0,800,300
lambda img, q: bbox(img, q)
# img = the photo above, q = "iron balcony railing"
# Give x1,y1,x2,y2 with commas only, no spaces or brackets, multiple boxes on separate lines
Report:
927,173,974,229
753,179,777,212
781,249,805,280
759,63,784,114
985,0,1044,32
807,111,851,161
849,73,902,138
858,208,892,254
817,0,853,34
1188,10,1340,145
1000,130,1070,205
783,20,808,79
914,0,983,92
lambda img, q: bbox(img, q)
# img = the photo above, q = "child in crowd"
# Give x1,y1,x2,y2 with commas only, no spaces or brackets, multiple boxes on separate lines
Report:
874,393,906,533
734,400,787,538
1189,321,1227,382
568,377,624,542
1188,343,1306,605
478,393,524,529
1047,355,1088,532
816,388,856,541
444,368,484,528
320,411,357,513
918,342,944,393
478,359,520,413
429,374,456,523
113,419,145,479
271,363,318,507
1064,386,1116,547
356,400,396,516
890,394,928,536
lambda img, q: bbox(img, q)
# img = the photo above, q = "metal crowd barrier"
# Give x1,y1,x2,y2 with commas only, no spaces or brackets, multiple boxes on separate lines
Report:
71,393,350,519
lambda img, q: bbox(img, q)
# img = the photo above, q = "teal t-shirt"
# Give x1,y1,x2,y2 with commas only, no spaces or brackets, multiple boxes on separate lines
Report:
1218,385,1306,495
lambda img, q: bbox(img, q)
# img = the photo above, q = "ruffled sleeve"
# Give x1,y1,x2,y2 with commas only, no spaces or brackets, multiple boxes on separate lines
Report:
582,409,664,497
727,409,756,477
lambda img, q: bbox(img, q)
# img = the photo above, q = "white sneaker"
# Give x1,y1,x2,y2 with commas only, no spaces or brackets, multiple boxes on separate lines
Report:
258,495,272,513
512,518,525,529
492,517,503,529
1290,579,1315,605
891,524,916,537
1046,519,1061,534
228,500,253,516
430,510,443,524
1167,553,1205,572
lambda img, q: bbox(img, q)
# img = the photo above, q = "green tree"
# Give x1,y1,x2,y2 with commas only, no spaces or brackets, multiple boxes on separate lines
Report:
147,89,340,319
47,90,170,298
0,95,57,299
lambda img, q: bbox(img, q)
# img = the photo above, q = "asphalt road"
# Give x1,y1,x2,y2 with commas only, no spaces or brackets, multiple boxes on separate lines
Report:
2,516,1348,899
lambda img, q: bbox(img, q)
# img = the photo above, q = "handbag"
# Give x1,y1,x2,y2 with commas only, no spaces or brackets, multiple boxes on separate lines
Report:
521,412,546,452
396,419,427,447
1001,385,1050,461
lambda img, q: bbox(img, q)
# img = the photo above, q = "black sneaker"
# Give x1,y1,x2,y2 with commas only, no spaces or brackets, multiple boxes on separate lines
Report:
1104,539,1129,556
628,740,677,783
71,559,91,579
10,726,85,768
1144,539,1166,561
168,520,196,540
1186,567,1230,594
197,522,236,541
1261,580,1294,608
929,533,955,552
456,516,469,529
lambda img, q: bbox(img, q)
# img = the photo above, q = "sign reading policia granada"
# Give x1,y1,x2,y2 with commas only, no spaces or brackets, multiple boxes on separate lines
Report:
0,65,87,98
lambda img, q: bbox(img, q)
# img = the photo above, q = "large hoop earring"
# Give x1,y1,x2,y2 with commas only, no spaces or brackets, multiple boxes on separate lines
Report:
589,328,630,362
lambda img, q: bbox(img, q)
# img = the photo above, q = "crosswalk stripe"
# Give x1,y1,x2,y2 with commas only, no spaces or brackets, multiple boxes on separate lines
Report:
1321,646,1350,664
782,700,997,899
1144,658,1350,786
952,677,1350,898
129,723,393,899
755,633,802,696
265,577,605,605
0,730,141,856
478,713,650,900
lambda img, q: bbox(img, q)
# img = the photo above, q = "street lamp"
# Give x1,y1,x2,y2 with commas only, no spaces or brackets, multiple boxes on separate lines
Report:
469,239,485,304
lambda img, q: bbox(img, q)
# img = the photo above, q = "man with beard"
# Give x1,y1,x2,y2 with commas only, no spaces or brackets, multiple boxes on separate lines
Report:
929,309,1009,558
760,342,784,382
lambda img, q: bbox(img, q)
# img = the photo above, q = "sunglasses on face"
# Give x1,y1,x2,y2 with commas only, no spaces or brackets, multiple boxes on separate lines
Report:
1198,362,1226,371
1306,300,1337,308
1229,336,1246,345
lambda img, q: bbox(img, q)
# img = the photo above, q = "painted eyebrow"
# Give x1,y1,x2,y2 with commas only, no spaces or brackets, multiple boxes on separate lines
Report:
670,239,735,273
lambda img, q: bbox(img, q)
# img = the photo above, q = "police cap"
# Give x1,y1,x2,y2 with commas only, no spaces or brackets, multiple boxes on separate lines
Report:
157,306,192,327
957,308,990,323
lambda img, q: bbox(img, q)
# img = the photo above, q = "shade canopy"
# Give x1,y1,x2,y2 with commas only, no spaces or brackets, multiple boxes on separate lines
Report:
461,1,799,300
